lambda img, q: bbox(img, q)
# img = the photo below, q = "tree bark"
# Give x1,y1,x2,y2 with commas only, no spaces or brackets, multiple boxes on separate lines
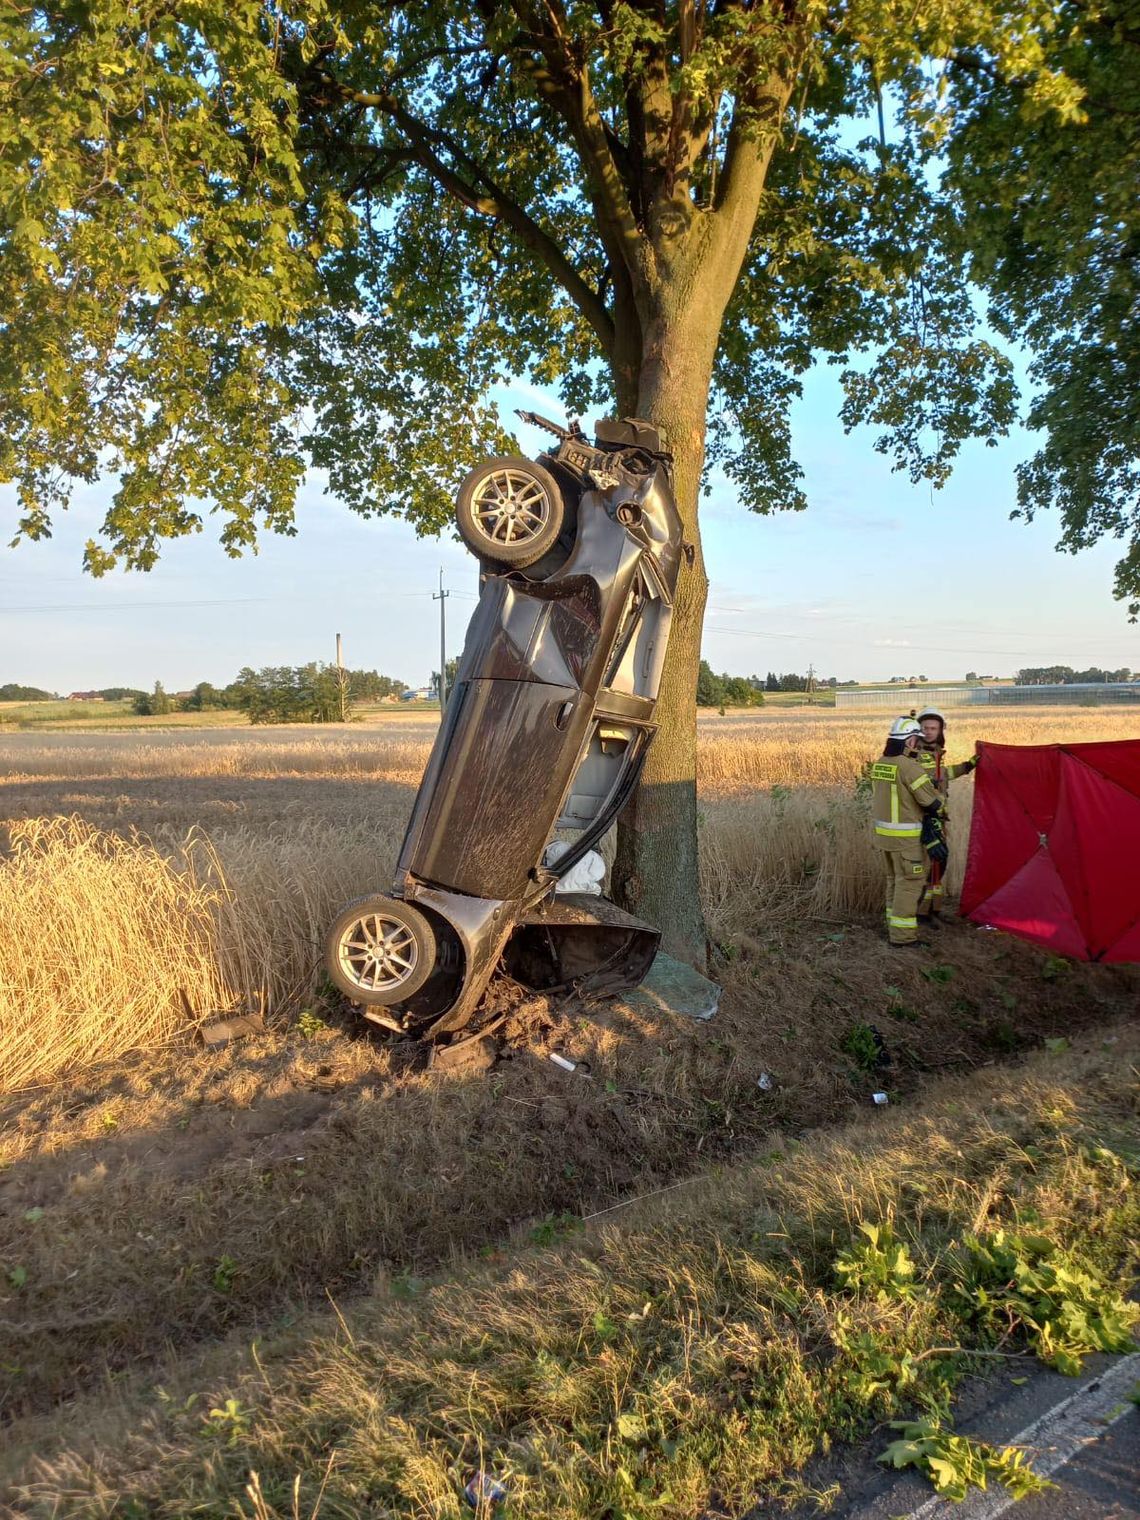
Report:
612,299,719,969
607,76,795,969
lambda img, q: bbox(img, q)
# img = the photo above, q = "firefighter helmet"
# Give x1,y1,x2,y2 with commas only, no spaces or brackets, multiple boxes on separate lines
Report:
917,708,946,726
888,717,922,743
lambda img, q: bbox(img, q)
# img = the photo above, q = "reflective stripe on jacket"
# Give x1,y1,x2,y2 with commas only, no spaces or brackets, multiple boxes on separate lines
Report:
918,746,974,803
870,754,939,846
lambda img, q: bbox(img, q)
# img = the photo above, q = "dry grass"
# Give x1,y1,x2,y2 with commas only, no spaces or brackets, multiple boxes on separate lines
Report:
0,731,435,784
0,819,235,1092
0,706,1132,1089
0,908,1131,1422
0,707,1135,1443
695,705,1140,792
4,1025,1137,1518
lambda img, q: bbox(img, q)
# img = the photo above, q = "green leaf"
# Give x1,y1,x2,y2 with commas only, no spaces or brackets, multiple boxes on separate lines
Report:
616,1412,648,1442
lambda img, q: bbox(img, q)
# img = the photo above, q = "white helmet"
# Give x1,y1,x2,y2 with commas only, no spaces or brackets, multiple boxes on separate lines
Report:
917,708,946,726
888,717,921,742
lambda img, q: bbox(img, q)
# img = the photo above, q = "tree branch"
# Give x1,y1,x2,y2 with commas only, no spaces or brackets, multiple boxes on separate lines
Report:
702,73,795,302
316,71,615,353
509,1,646,288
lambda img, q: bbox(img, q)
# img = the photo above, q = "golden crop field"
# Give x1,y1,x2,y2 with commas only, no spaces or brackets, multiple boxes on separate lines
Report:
0,704,1134,1090
2,704,1136,1453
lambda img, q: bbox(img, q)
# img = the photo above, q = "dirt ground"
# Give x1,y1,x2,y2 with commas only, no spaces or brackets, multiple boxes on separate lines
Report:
2,911,1134,1423
2,708,1137,1428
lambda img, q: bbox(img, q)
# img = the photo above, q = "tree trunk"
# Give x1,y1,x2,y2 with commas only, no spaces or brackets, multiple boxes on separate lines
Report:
607,85,792,969
612,304,718,969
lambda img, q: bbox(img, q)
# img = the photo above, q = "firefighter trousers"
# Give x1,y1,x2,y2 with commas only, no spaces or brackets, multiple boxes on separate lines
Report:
881,844,927,944
918,857,945,918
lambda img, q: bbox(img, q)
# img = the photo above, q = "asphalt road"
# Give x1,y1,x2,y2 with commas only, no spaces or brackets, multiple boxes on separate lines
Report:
1010,1409,1138,1520
770,1351,1139,1520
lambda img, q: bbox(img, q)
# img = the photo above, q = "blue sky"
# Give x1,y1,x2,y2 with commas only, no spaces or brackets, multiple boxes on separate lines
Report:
0,363,1134,694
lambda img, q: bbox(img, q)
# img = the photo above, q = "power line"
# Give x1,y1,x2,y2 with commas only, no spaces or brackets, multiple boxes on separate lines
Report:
0,590,453,614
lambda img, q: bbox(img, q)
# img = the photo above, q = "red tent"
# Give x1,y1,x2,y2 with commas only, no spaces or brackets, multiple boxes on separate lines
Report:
960,738,1140,962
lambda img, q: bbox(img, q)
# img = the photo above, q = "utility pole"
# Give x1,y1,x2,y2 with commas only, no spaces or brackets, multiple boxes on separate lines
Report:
433,568,450,718
806,662,816,702
335,631,348,722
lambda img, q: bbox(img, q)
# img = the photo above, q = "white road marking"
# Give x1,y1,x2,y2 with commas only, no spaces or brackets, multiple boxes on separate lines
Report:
905,1351,1140,1520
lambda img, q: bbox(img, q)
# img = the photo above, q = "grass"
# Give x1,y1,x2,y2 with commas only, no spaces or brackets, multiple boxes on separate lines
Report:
0,699,251,731
3,1026,1136,1518
0,908,1130,1422
694,704,1140,792
0,705,1135,1091
0,704,1136,1507
0,818,234,1091
0,700,447,732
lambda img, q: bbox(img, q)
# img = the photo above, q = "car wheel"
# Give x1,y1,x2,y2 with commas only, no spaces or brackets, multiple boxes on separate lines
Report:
456,456,565,569
325,896,437,1006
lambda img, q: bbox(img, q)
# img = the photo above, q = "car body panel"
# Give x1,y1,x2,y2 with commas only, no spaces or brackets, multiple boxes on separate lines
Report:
343,417,685,1039
405,677,590,901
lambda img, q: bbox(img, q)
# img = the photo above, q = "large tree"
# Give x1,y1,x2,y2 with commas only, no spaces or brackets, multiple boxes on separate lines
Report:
944,0,1140,617
0,1,1078,961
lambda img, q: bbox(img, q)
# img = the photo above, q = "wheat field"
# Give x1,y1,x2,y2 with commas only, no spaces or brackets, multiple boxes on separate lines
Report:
1,705,1134,1089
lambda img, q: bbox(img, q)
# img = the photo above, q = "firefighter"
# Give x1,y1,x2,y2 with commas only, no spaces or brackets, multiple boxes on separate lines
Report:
870,716,947,948
915,708,978,922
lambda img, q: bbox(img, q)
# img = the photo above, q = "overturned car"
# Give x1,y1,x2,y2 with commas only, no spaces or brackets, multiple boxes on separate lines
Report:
324,413,684,1038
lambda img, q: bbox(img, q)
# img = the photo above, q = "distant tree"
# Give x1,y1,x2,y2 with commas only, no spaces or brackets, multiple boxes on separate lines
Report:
965,671,978,683
300,662,344,721
1016,665,1073,685
183,681,226,711
696,661,726,709
96,687,145,702
722,675,764,708
430,657,461,698
0,683,53,701
226,663,351,723
133,680,172,716
1012,665,1129,685
778,672,808,692
765,672,781,693
1071,665,1131,684
347,669,405,701
221,668,260,712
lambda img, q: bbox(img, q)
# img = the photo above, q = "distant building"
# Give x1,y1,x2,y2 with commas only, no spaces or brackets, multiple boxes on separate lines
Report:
67,691,105,701
838,683,1139,710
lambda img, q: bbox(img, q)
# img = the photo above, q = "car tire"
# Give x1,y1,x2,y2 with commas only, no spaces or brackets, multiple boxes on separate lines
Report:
325,895,437,1007
456,456,565,570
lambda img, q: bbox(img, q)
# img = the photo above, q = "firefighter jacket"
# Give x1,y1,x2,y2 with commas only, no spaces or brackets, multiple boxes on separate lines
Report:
917,746,975,806
870,751,941,848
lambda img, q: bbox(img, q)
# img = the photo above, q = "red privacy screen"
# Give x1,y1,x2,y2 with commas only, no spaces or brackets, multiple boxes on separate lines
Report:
961,739,1140,963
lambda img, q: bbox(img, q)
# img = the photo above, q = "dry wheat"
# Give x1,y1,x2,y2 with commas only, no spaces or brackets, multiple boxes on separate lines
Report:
0,818,234,1090
0,706,1130,1089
